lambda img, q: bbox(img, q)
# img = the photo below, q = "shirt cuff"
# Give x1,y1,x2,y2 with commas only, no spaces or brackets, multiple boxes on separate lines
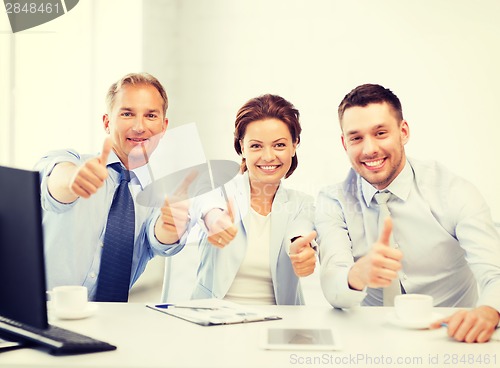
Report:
322,266,367,309
39,158,81,212
147,209,189,256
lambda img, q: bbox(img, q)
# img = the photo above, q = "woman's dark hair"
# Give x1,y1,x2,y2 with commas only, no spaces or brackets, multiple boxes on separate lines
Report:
234,94,301,179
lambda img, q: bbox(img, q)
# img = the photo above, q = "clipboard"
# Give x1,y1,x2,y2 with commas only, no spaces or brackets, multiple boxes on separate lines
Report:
146,299,282,326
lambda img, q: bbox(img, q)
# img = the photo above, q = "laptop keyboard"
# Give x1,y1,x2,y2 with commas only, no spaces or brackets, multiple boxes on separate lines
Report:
0,315,116,355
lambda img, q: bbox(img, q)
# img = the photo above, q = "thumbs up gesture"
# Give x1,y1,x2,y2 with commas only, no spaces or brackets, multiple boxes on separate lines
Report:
347,217,403,290
375,217,403,287
205,199,238,248
155,170,198,245
47,138,113,204
68,137,112,199
289,230,317,277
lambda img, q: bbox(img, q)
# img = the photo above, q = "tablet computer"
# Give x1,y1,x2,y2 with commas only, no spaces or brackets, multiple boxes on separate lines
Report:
260,328,340,351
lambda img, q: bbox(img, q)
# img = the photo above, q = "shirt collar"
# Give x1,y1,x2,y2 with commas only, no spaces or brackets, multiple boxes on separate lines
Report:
362,158,414,207
106,151,152,189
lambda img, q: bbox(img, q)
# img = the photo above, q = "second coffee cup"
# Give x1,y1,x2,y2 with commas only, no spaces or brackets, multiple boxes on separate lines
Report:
52,285,88,313
394,294,433,322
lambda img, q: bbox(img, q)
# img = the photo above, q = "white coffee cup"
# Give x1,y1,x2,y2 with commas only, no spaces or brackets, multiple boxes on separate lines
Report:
394,294,433,322
51,285,88,313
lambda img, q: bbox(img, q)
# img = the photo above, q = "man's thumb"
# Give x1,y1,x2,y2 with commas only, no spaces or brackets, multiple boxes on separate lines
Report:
99,137,113,165
378,217,393,246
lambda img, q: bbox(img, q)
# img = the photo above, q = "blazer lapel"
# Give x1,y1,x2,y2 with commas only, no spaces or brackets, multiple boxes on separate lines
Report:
269,184,289,284
224,173,251,237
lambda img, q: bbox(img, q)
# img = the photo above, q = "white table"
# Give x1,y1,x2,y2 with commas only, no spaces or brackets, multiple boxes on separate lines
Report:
0,304,498,368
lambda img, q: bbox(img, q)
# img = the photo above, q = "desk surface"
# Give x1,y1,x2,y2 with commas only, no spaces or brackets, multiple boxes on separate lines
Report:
0,304,498,368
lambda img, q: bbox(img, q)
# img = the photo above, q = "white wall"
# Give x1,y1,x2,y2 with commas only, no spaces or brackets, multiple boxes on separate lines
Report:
0,0,143,168
143,0,500,221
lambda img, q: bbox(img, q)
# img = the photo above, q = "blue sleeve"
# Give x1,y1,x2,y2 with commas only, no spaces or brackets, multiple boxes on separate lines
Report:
34,149,85,214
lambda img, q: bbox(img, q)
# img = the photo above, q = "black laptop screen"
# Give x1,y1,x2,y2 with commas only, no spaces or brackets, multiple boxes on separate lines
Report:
0,165,48,329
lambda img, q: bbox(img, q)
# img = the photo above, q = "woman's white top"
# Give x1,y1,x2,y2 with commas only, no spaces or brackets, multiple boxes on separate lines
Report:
224,208,276,305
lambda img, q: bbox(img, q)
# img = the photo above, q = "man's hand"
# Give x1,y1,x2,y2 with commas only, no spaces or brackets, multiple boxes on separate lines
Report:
348,217,403,290
289,231,317,277
154,170,197,245
430,306,500,343
48,138,112,203
204,199,237,248
70,138,112,199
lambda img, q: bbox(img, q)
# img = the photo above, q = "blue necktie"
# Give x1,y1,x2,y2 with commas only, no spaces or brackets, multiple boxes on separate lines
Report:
95,164,135,302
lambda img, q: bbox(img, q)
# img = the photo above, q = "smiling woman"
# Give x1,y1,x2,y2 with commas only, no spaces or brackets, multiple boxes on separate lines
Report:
149,94,318,306
237,117,298,213
202,94,317,304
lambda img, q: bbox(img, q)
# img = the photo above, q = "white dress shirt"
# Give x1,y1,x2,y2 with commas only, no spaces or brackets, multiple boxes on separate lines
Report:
316,158,500,310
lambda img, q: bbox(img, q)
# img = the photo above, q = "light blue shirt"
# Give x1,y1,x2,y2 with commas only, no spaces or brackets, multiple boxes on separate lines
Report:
316,158,500,310
35,149,178,301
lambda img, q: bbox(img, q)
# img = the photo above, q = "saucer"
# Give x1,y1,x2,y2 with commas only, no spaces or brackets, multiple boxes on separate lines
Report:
53,303,98,320
386,311,443,329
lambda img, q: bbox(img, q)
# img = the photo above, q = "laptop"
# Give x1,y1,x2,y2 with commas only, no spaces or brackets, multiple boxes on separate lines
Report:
0,165,116,355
